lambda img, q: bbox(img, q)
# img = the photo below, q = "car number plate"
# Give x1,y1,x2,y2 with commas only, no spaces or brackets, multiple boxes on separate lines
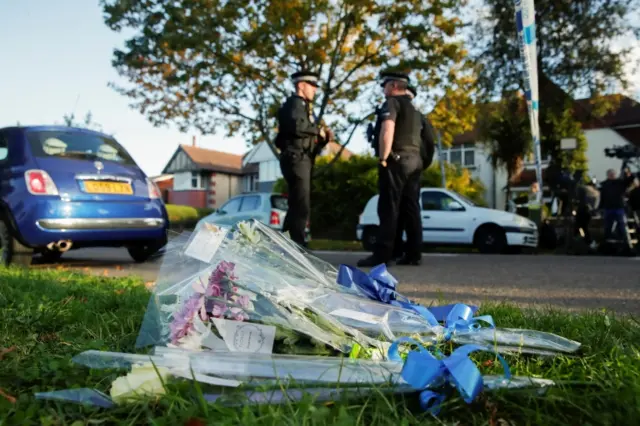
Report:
83,181,133,195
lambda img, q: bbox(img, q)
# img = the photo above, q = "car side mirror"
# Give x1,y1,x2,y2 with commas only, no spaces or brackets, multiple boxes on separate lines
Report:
217,209,227,215
448,201,465,211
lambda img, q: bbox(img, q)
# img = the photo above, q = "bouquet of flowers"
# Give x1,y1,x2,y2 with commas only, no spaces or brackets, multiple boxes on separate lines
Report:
35,219,580,414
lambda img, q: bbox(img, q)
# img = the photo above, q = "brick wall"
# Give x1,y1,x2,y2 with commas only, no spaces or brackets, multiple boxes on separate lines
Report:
168,190,207,208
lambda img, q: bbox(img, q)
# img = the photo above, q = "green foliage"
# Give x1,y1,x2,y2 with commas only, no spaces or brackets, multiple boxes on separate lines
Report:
101,0,473,152
478,93,531,189
1,267,639,423
275,155,485,238
165,204,214,228
62,110,104,132
473,0,639,98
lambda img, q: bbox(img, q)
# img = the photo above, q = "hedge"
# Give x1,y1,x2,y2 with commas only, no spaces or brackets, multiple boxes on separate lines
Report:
165,204,215,229
273,154,486,240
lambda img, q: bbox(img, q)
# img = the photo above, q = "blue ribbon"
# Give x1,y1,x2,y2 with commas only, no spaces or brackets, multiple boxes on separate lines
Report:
388,337,511,414
337,264,481,325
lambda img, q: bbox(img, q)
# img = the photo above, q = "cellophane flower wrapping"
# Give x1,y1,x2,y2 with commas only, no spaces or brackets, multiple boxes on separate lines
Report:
135,221,391,359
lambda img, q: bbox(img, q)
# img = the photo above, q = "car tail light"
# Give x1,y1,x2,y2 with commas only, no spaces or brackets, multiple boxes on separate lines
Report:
270,210,280,226
25,170,58,195
146,178,162,199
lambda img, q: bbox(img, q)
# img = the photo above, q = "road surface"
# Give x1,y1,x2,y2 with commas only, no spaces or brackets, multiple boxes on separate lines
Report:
31,248,640,315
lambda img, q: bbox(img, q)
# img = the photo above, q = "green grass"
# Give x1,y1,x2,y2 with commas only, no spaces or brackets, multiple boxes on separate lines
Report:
1,268,639,425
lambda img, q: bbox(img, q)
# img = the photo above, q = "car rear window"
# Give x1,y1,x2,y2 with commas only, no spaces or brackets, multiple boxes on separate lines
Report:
27,130,137,165
270,195,288,211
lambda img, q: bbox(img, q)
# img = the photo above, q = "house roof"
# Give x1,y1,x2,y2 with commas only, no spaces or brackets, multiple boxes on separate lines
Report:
180,145,244,174
322,142,354,159
150,174,174,182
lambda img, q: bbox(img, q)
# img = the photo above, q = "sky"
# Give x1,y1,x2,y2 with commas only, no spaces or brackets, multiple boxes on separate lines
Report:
1,1,638,177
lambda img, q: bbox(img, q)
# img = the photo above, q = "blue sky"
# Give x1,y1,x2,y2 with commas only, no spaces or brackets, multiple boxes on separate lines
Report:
1,1,638,176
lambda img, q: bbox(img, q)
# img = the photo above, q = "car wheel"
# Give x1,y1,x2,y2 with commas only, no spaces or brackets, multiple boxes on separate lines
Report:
474,225,507,254
361,226,378,251
40,249,63,263
127,239,166,263
0,219,33,267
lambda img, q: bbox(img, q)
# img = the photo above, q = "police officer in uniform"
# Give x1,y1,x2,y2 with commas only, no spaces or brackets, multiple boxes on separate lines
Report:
358,72,424,267
275,71,332,247
392,85,436,262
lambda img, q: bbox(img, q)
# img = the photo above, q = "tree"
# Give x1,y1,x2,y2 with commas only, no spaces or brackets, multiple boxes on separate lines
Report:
63,111,104,132
472,0,639,168
102,0,475,156
478,92,531,201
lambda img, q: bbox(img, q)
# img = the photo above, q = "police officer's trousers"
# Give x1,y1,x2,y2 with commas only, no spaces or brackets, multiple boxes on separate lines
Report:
280,151,312,246
375,153,423,261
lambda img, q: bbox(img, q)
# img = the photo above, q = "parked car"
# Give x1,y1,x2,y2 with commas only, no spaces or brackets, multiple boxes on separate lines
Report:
198,192,310,241
356,188,538,254
0,125,168,266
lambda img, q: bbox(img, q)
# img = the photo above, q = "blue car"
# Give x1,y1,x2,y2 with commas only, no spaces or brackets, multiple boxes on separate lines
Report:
0,125,168,266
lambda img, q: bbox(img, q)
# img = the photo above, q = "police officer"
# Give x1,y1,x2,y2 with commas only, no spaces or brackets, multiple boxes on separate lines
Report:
392,85,436,263
276,71,332,247
358,72,423,267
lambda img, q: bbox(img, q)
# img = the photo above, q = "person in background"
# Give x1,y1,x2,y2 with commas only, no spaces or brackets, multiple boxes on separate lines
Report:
275,71,333,247
575,174,600,248
599,168,635,249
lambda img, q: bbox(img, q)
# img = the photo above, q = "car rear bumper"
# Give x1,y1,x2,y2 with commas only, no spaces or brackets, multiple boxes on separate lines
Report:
36,217,165,230
14,199,168,247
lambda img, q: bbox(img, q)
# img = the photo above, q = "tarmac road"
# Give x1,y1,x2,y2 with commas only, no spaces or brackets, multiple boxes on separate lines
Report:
31,248,640,316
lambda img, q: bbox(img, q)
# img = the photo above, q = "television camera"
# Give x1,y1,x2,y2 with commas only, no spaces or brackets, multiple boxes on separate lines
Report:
604,144,640,176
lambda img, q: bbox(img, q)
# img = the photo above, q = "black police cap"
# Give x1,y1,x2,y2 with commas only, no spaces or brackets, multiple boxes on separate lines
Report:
291,71,320,87
380,71,411,87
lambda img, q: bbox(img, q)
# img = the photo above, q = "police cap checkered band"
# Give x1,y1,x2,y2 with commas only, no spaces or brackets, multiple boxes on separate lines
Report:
291,71,320,86
380,71,410,87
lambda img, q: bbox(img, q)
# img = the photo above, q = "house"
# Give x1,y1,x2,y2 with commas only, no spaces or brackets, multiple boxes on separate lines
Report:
242,141,353,192
150,174,174,203
158,140,354,207
435,94,640,210
160,143,244,208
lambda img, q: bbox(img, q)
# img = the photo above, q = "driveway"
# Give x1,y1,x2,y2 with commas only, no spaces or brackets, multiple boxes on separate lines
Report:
32,248,640,316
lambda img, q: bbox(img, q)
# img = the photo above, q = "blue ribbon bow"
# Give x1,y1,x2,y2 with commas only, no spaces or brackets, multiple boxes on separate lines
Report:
388,337,511,414
337,264,482,326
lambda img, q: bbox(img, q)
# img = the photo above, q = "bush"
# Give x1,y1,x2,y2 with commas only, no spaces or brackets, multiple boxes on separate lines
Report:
165,204,215,229
273,155,486,239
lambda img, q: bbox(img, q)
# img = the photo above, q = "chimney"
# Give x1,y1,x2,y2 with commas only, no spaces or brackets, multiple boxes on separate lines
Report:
192,135,196,147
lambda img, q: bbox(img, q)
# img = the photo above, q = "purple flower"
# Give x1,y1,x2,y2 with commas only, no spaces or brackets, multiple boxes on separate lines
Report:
230,308,248,322
211,302,228,318
169,294,204,344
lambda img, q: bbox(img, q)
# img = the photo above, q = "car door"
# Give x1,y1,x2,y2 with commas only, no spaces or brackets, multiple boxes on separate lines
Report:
421,190,473,244
236,194,263,223
213,196,243,225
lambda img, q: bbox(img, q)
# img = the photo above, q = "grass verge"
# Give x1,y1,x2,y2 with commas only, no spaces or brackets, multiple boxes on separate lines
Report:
0,267,639,425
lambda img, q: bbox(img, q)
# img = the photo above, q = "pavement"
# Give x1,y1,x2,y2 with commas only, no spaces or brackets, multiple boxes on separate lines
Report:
31,248,640,316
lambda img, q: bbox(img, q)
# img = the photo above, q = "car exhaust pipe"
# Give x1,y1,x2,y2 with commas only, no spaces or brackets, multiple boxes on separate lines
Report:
57,240,72,252
46,240,73,252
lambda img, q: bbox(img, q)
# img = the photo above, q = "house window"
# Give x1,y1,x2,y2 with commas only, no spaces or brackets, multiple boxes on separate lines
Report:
446,143,475,167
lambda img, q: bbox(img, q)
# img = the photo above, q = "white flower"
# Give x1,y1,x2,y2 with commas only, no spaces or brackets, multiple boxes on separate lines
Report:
110,363,170,404
237,221,261,244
